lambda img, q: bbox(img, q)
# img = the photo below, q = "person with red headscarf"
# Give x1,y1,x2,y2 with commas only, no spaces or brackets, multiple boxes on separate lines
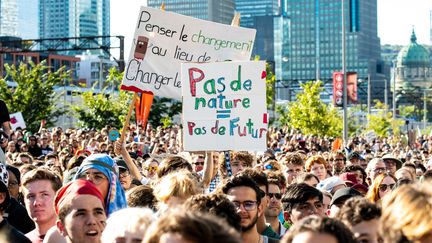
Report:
55,179,107,243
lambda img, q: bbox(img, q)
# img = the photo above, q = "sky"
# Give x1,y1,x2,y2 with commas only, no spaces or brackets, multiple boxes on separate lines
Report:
110,0,432,58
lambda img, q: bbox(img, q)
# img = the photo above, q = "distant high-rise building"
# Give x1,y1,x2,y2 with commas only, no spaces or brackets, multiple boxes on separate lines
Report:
0,0,39,39
235,0,283,28
0,0,18,36
39,0,110,39
147,0,235,25
234,1,292,101
286,0,384,101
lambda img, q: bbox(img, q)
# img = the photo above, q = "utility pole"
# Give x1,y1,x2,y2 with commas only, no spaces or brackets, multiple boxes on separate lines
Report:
342,0,348,145
367,73,371,118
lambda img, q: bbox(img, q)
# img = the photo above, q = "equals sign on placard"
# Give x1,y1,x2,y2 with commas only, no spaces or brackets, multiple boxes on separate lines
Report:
216,110,231,119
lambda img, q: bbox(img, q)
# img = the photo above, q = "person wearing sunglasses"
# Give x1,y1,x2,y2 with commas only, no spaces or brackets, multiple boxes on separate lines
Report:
264,175,286,238
142,158,159,180
191,153,205,172
366,173,396,204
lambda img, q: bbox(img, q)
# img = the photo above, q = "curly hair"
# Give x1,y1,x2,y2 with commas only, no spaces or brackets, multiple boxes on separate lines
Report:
143,211,241,243
126,185,157,210
218,151,254,175
281,152,304,166
335,197,381,228
183,193,241,232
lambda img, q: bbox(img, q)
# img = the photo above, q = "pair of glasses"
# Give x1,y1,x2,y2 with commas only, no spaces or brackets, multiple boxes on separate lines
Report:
145,166,158,172
119,172,130,179
193,162,204,166
379,183,395,192
267,193,282,200
232,201,258,211
373,167,386,173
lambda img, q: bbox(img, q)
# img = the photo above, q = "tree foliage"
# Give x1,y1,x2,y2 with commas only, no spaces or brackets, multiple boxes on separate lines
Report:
0,61,70,132
280,81,342,137
366,100,404,136
73,67,181,129
72,68,132,129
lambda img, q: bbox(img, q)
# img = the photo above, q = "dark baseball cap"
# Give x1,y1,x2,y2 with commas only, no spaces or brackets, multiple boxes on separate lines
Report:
115,158,129,172
330,187,361,206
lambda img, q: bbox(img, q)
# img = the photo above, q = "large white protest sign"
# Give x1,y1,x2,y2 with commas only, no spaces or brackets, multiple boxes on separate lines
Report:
181,61,267,151
121,7,256,99
9,112,26,130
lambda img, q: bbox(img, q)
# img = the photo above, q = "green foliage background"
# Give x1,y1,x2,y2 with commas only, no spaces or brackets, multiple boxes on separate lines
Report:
277,81,342,137
0,61,70,132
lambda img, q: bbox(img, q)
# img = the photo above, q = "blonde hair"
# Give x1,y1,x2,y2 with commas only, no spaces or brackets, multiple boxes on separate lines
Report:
153,170,201,204
101,207,155,243
380,182,432,243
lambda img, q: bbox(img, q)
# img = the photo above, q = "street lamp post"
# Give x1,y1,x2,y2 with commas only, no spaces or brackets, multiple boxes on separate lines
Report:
392,61,396,119
342,0,348,145
367,74,371,118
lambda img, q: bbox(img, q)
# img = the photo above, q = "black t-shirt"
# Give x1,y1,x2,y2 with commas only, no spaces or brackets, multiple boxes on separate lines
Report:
0,218,32,243
0,100,10,124
4,198,35,234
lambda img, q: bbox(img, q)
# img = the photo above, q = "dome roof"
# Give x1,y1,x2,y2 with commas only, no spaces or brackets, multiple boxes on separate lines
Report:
396,30,431,67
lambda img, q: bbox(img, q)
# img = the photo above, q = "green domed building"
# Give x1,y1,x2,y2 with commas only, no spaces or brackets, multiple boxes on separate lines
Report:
395,30,432,92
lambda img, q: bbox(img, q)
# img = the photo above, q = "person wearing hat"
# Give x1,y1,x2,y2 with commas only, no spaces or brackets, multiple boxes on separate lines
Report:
382,154,402,176
328,187,361,218
316,176,346,195
55,179,107,243
0,162,32,243
115,158,133,191
347,151,362,167
74,154,127,216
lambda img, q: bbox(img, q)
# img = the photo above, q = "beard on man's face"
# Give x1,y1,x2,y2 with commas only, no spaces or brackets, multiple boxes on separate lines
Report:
241,211,259,232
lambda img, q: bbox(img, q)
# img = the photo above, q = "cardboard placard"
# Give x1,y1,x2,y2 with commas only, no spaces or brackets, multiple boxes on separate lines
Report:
121,7,256,99
181,61,267,151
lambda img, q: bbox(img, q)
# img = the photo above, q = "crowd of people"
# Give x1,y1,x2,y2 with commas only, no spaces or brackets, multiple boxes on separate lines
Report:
0,103,432,242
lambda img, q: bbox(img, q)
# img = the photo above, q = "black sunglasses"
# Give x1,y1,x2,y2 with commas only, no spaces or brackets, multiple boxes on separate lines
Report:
267,193,282,200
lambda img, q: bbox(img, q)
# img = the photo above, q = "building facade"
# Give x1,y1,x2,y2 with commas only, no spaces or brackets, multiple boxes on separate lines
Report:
39,0,110,54
395,30,432,99
285,0,384,102
76,53,117,89
147,0,235,25
235,0,282,28
0,0,18,36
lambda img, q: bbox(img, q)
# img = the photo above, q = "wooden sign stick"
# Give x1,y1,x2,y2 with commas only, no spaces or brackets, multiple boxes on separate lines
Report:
120,93,138,144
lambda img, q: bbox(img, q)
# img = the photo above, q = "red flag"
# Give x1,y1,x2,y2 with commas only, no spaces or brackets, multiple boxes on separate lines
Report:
135,92,154,128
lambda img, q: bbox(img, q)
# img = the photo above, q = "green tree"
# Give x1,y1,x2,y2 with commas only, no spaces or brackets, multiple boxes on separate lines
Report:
281,81,342,137
72,68,132,129
73,67,182,129
366,100,404,136
147,97,182,128
0,61,70,132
